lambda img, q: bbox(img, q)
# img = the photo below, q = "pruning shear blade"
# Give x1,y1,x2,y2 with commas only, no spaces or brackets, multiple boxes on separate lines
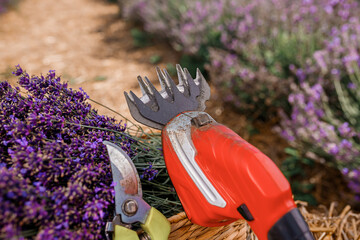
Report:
106,142,139,196
104,141,150,224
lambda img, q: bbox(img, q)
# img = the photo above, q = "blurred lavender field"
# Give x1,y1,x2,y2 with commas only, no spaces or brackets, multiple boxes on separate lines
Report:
122,0,360,203
1,0,360,238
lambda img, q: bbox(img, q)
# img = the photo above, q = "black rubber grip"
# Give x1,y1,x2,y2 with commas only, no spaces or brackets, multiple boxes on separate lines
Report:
268,208,314,240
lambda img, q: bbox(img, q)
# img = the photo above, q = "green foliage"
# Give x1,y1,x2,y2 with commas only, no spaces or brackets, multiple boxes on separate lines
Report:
125,132,182,216
165,63,177,76
180,55,205,76
335,68,360,130
281,148,317,205
179,27,222,75
94,75,107,81
149,54,162,64
0,66,16,80
131,28,152,48
262,30,321,78
178,31,221,76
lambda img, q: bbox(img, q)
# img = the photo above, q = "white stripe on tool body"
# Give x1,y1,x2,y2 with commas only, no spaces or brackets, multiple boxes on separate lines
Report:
166,111,226,208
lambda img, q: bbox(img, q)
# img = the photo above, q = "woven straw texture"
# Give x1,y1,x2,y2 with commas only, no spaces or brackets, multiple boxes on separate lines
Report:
168,201,360,240
168,212,251,240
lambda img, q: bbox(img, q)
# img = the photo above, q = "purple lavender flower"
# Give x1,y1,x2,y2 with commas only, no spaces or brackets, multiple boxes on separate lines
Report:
0,66,134,238
343,168,360,195
328,143,340,155
296,69,306,83
277,78,360,199
340,139,352,149
12,64,23,76
347,82,356,89
338,122,353,137
313,51,328,73
140,163,158,181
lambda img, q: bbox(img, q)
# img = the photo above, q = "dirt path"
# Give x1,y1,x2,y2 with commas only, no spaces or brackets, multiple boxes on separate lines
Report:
0,0,179,119
0,0,290,162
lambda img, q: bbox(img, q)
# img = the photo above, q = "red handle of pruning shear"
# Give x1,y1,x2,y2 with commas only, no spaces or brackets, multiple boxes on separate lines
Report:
162,112,313,240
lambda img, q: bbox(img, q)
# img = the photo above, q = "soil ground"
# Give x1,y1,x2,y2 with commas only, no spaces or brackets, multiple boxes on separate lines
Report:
0,0,179,120
0,0,356,211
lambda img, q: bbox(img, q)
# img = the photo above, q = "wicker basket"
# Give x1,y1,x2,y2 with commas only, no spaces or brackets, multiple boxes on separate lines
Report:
168,212,250,240
167,201,360,240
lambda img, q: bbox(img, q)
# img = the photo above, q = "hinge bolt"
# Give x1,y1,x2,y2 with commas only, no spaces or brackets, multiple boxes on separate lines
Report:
123,199,138,216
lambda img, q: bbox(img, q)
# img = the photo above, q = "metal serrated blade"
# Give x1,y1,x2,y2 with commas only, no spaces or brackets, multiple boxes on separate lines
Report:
124,64,210,129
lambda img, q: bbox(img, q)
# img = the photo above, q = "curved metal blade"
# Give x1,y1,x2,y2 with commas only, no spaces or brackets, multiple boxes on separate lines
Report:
104,141,151,224
104,141,140,196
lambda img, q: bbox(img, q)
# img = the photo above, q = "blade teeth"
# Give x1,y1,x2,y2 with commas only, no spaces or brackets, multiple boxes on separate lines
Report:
163,69,184,101
137,76,152,97
144,76,166,108
196,68,210,92
184,68,194,84
124,65,211,129
195,68,202,85
124,91,133,102
176,64,190,97
145,76,160,96
132,89,160,112
176,64,187,86
155,66,166,89
184,68,199,97
130,90,144,106
196,68,209,91
156,66,172,98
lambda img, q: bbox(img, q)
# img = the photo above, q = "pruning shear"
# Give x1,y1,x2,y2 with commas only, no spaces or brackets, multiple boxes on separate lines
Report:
103,141,170,240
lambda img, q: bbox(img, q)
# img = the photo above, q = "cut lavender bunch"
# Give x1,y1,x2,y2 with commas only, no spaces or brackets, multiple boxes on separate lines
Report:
0,66,181,239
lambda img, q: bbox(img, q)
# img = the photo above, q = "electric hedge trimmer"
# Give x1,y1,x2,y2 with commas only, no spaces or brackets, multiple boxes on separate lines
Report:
122,65,314,240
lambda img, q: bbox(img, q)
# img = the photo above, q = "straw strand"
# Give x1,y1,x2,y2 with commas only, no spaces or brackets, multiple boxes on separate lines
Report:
168,202,360,240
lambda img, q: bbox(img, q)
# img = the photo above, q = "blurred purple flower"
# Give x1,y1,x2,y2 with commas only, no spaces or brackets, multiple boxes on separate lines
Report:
347,82,356,89
296,69,306,83
314,51,328,73
278,79,360,199
338,122,352,137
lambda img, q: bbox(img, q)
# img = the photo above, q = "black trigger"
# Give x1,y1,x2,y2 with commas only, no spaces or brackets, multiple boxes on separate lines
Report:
237,204,254,221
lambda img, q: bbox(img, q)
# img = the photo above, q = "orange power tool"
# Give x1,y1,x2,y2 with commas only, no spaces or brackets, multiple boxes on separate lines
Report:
124,65,314,240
